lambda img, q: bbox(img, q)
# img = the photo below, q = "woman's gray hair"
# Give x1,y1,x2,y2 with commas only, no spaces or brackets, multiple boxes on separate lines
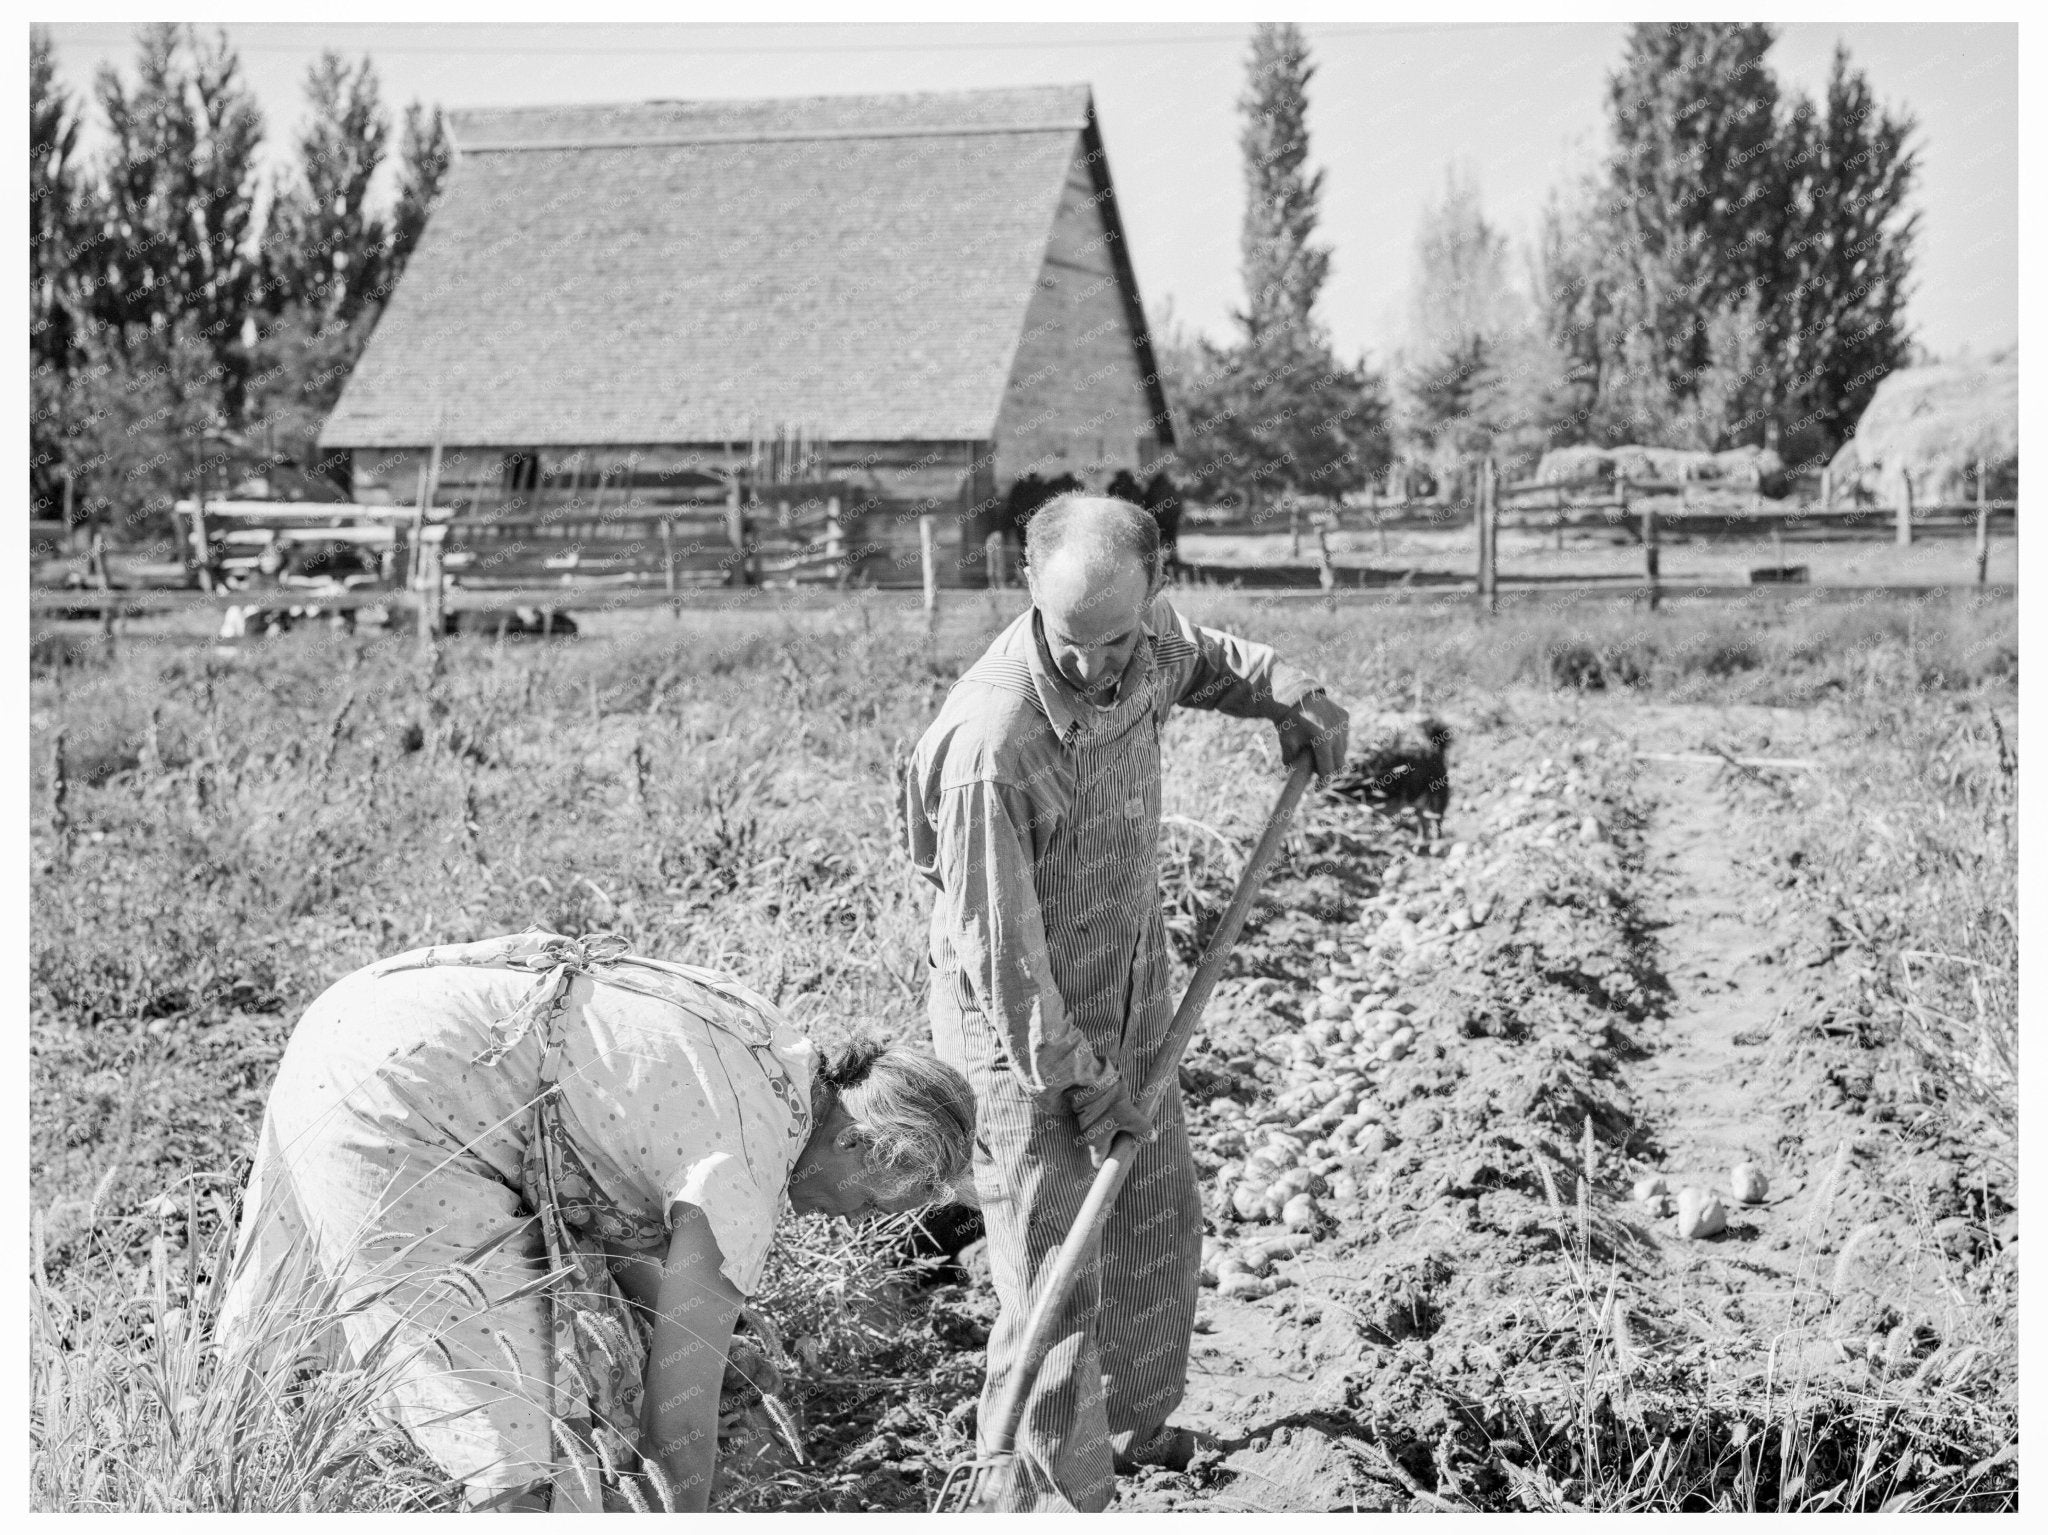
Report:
820,1042,975,1196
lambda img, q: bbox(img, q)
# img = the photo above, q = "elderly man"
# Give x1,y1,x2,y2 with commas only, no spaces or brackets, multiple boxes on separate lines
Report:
902,494,1348,1510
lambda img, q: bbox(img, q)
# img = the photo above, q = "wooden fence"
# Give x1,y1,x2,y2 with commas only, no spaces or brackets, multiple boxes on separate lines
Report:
31,481,988,643
33,461,2017,632
1206,462,2014,611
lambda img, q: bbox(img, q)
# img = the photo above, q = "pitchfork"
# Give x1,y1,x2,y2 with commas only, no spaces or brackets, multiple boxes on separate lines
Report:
932,757,1315,1512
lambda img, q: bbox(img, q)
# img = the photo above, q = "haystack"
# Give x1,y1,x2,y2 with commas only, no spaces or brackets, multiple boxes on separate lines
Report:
1831,351,2017,503
1534,443,1785,494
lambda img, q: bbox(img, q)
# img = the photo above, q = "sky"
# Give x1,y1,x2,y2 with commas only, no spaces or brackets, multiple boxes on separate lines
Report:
40,20,2019,366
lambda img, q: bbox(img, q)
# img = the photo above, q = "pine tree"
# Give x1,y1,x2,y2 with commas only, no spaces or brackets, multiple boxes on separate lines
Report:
390,102,452,281
1399,336,1496,492
31,27,87,516
266,52,390,328
1774,45,1918,462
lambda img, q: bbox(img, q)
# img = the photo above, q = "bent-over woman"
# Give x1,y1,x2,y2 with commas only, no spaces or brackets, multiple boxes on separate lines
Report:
217,930,973,1510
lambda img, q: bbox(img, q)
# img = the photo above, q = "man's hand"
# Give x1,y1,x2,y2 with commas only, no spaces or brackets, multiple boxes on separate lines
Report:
1277,692,1351,779
1066,1080,1156,1168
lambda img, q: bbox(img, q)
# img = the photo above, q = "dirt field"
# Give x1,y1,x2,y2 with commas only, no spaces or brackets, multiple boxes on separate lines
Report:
29,588,2016,1510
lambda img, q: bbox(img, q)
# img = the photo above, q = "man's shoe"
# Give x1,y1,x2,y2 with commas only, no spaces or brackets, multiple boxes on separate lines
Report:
1113,1424,1198,1474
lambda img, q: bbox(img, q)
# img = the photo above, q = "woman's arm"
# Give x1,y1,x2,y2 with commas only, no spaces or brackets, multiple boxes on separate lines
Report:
637,1201,741,1511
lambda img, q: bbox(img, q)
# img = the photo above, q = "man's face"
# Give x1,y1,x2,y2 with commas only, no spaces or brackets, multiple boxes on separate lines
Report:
1028,546,1155,704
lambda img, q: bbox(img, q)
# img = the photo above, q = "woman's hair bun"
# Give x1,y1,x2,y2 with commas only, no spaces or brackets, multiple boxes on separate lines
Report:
821,1038,885,1091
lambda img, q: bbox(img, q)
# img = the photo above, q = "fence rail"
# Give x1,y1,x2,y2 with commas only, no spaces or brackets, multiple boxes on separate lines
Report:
1193,492,2017,540
32,463,2017,638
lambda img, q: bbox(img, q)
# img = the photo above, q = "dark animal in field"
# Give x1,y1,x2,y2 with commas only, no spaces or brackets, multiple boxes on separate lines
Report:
887,1201,986,1286
997,472,1085,546
1324,713,1453,842
446,608,579,639
1142,470,1184,566
1106,468,1146,507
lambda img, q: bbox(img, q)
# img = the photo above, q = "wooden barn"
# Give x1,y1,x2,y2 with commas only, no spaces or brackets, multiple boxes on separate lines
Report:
317,84,1175,589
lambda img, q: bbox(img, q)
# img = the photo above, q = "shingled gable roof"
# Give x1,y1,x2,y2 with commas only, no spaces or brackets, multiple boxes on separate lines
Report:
319,84,1171,451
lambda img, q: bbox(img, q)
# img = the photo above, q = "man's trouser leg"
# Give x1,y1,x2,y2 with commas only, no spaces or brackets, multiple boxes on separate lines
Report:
970,1066,1119,1510
1097,1081,1203,1458
935,997,1204,1509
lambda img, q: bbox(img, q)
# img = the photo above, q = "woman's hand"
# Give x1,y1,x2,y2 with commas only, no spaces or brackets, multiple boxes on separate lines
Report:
636,1203,741,1511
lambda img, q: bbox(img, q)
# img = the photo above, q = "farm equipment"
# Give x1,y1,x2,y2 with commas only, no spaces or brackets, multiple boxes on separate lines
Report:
932,757,1316,1512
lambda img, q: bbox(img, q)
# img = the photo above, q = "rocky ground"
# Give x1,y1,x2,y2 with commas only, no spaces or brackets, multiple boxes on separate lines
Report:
739,699,2016,1513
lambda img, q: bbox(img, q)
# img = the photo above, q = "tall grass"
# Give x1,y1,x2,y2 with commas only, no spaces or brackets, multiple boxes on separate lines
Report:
31,1199,453,1512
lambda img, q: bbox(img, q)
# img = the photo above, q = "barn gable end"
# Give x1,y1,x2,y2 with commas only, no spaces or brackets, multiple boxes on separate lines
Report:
992,127,1170,487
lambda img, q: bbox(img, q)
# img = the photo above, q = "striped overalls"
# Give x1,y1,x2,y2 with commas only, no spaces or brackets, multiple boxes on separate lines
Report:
905,600,1316,1511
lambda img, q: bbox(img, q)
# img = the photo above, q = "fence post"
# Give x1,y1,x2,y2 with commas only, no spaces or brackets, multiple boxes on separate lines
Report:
920,512,939,622
1895,468,1913,547
1642,481,1661,612
1483,459,1499,614
1288,497,1301,560
984,530,1005,590
1821,467,1833,509
416,530,444,649
50,726,71,865
90,527,116,644
1470,460,1488,613
1315,518,1336,594
1975,455,1989,586
726,478,750,586
661,518,679,619
189,443,215,593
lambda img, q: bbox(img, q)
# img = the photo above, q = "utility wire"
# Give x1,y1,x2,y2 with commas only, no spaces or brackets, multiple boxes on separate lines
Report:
44,21,1535,60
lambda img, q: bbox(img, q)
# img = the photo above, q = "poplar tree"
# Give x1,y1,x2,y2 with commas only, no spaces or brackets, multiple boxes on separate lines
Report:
1181,24,1388,512
266,52,390,328
390,102,453,279
1600,23,1782,436
1237,23,1330,348
1774,45,1918,459
31,28,86,514
1397,169,1525,488
88,24,267,418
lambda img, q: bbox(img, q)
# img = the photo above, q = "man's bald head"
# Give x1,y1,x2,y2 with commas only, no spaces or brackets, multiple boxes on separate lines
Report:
1023,494,1162,599
1022,493,1164,702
